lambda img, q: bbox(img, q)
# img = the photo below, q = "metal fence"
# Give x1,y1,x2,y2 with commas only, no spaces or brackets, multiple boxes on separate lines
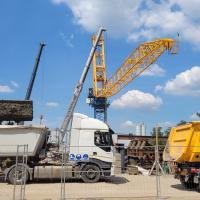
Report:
12,144,28,200
58,144,200,200
0,144,200,200
0,144,28,200
59,144,164,199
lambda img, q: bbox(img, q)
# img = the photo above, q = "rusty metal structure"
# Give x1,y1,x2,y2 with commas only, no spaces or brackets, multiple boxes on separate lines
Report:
127,138,165,169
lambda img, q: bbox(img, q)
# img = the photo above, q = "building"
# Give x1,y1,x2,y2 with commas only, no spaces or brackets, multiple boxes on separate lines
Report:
135,123,146,136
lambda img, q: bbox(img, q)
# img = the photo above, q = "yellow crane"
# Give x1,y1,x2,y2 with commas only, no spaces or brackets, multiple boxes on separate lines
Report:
87,34,177,122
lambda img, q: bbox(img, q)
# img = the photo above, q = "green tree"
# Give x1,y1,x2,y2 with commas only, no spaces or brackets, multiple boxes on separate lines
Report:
177,120,187,126
150,127,166,145
151,127,163,136
163,127,171,136
196,112,200,118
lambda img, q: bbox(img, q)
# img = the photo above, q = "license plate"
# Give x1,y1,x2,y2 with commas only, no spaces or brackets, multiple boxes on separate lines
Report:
194,176,199,184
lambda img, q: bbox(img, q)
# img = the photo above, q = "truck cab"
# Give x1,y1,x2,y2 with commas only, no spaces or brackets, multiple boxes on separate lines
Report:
69,113,115,182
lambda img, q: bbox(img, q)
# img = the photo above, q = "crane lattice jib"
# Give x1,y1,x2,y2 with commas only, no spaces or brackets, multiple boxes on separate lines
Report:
94,38,176,98
92,35,107,97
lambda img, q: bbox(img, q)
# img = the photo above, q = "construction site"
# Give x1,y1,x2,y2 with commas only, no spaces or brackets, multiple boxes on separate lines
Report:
1,1,200,199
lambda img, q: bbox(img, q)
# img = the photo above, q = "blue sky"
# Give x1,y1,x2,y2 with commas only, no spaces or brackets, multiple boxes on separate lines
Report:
1,0,200,134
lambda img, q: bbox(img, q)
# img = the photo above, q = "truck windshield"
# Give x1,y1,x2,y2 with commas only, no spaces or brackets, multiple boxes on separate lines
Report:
94,131,113,152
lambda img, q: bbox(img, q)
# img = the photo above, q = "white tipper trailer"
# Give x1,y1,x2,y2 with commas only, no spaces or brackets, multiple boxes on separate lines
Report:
0,113,115,184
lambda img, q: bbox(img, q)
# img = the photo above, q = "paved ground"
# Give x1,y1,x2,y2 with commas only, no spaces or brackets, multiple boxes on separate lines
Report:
0,175,199,200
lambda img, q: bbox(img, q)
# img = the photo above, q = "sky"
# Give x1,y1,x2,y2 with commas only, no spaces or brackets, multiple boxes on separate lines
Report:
1,0,200,134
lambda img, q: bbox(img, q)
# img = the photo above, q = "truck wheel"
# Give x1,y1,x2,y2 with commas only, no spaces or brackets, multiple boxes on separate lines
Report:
180,176,189,188
180,176,195,189
81,164,100,183
8,166,29,185
197,184,200,192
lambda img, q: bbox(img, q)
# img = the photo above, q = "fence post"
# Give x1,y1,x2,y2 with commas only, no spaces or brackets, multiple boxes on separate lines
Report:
12,145,19,200
20,144,28,200
155,126,161,199
12,144,28,200
60,143,67,200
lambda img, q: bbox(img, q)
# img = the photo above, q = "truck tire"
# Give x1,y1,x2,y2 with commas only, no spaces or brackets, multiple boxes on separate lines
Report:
180,176,195,189
180,176,189,188
81,164,100,183
8,166,29,185
197,183,200,192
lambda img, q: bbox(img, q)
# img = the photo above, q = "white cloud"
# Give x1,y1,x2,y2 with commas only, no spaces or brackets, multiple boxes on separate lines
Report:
53,0,141,37
52,0,200,49
59,32,74,47
111,90,163,110
158,121,174,128
46,102,59,107
163,66,200,96
122,120,135,128
0,85,14,93
170,0,200,20
154,85,163,92
189,113,200,120
142,64,165,77
11,81,19,88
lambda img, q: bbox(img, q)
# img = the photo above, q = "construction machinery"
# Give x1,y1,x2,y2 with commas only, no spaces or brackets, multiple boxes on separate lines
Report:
0,42,45,124
25,42,45,101
0,28,115,184
0,113,114,184
163,122,200,191
87,35,177,122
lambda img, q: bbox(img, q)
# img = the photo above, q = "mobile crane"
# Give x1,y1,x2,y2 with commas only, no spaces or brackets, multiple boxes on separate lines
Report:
87,34,177,122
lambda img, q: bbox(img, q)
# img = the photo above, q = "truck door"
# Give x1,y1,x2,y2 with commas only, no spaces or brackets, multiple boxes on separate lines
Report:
93,130,114,163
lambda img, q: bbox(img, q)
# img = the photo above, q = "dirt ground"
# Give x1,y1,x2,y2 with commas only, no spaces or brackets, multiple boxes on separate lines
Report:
0,174,200,200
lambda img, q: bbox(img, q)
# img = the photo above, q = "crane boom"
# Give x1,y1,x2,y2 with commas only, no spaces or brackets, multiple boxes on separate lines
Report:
93,38,177,98
60,27,106,142
25,42,45,100
89,36,177,122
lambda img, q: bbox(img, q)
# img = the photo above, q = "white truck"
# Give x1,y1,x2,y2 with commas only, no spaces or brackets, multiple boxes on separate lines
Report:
0,27,114,184
0,113,115,184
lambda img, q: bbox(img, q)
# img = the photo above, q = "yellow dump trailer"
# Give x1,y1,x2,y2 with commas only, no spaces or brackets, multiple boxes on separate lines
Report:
163,121,200,163
163,122,200,191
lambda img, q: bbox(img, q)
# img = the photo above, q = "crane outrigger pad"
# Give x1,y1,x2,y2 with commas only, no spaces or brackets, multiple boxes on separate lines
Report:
0,100,33,122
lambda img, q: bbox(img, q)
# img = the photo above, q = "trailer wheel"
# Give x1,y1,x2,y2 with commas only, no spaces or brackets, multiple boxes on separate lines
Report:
196,183,200,192
8,166,29,185
81,164,100,183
